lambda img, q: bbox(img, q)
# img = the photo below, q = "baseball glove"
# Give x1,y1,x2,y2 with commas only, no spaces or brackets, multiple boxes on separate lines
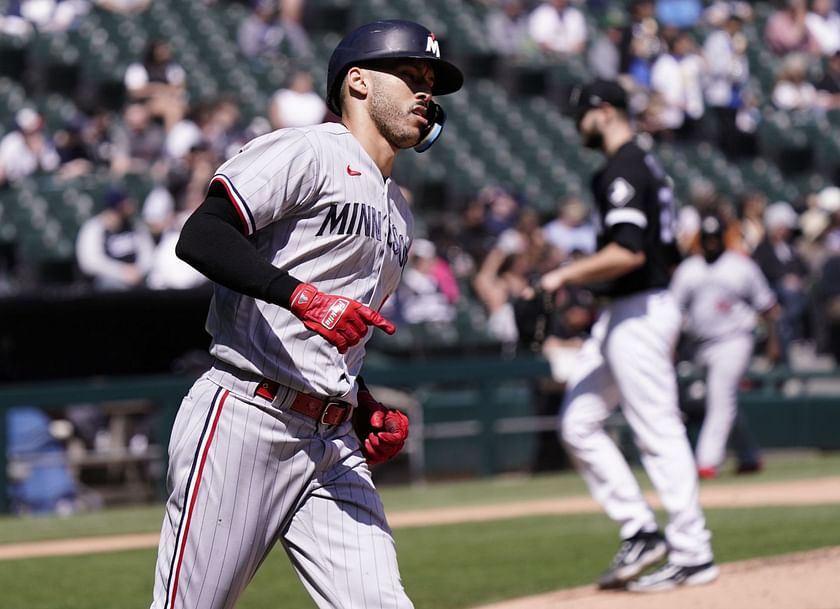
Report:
353,382,409,465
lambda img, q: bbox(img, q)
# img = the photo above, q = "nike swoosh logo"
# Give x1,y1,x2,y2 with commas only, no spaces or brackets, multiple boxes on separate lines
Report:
346,165,362,176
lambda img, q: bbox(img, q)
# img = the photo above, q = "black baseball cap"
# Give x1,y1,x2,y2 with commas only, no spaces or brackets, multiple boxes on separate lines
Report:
569,79,628,125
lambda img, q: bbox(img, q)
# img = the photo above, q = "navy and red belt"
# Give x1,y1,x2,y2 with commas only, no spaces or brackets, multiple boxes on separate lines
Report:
255,378,351,426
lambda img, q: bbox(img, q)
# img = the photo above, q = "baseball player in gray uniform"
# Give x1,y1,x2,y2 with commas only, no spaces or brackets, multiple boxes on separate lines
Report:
148,20,463,609
540,80,717,593
670,211,781,479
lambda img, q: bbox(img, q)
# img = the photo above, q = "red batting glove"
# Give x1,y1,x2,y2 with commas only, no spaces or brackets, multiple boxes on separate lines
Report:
355,387,409,465
289,283,396,353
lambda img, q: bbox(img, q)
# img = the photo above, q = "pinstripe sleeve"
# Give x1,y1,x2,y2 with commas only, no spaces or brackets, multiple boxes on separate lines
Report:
209,129,320,235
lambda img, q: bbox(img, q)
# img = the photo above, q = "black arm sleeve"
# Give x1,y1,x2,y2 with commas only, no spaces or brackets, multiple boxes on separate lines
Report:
610,223,645,253
175,182,302,307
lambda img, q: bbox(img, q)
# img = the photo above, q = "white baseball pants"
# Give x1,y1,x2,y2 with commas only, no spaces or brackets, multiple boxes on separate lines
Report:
150,373,412,609
559,289,713,566
694,334,755,469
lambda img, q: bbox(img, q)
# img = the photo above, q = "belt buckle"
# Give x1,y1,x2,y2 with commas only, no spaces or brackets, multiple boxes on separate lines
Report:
321,400,347,425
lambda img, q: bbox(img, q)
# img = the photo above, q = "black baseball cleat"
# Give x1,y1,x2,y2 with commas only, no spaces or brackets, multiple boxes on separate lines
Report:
735,460,764,475
596,530,667,590
626,560,720,592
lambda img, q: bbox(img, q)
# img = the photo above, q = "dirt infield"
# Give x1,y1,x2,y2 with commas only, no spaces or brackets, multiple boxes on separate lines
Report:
471,546,840,609
387,476,840,528
1,477,839,609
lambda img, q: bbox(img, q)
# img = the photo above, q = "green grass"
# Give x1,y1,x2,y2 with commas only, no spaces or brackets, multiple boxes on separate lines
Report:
378,449,840,511
0,450,837,544
1,505,838,609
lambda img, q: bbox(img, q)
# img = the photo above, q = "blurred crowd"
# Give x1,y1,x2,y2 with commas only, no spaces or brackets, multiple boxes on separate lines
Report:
0,0,840,366
4,0,840,515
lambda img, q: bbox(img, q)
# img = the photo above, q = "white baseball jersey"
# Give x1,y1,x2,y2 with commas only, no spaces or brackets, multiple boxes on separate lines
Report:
670,251,776,341
207,122,413,399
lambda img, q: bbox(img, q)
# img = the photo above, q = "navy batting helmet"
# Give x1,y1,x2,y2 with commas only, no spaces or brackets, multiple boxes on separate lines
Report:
326,19,464,116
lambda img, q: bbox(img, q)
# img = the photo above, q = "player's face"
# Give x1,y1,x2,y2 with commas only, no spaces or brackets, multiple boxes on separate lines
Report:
578,108,605,150
366,59,435,149
701,234,724,261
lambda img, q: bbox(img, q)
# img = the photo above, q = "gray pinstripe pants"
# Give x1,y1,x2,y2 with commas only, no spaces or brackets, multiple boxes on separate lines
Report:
150,372,413,609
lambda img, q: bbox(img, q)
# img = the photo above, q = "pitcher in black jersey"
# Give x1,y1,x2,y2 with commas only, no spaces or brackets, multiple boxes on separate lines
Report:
540,80,718,593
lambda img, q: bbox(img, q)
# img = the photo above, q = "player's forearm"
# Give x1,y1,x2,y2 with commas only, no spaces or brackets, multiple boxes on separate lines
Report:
176,196,301,307
552,243,646,287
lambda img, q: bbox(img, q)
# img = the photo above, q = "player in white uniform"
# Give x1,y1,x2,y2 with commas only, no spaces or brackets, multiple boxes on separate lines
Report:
670,212,780,479
540,80,718,593
148,20,463,609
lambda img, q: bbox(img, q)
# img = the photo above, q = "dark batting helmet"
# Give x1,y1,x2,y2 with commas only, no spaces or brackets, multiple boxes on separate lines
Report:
325,19,464,116
698,210,727,261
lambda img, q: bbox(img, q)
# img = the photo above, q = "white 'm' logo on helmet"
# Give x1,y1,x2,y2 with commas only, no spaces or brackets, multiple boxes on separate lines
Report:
426,33,440,57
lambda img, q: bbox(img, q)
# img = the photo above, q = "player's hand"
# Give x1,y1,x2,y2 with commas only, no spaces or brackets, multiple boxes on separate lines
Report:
353,386,409,465
289,283,395,353
541,268,567,293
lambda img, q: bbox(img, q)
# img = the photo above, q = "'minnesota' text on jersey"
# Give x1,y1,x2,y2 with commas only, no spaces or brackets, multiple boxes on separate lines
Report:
207,122,413,399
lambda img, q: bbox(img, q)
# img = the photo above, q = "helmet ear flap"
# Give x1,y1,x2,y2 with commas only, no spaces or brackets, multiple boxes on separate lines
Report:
414,101,446,152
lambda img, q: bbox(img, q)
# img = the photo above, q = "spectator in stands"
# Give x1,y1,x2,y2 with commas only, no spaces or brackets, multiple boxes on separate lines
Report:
765,0,820,56
164,102,211,162
587,9,626,81
528,0,587,57
141,180,178,245
450,197,494,277
5,0,90,33
237,0,284,64
75,185,155,291
0,3,35,38
771,53,825,118
738,191,769,254
814,50,840,105
542,196,597,256
124,39,187,130
650,29,706,140
618,0,662,88
474,208,556,347
702,0,752,26
143,141,219,242
805,0,840,56
110,101,167,177
94,0,150,14
703,9,754,158
79,108,120,171
146,206,210,290
814,203,840,361
798,187,835,274
146,152,214,290
656,0,702,28
269,70,327,129
0,108,60,187
394,238,459,325
53,114,95,178
204,97,247,161
480,185,521,237
753,201,811,365
485,0,534,59
277,0,311,57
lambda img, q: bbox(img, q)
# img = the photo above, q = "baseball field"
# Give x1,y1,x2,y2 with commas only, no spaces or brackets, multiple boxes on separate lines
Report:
0,450,838,609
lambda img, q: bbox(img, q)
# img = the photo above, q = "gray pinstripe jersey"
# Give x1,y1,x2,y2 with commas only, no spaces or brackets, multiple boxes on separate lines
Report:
206,122,413,400
670,251,776,341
